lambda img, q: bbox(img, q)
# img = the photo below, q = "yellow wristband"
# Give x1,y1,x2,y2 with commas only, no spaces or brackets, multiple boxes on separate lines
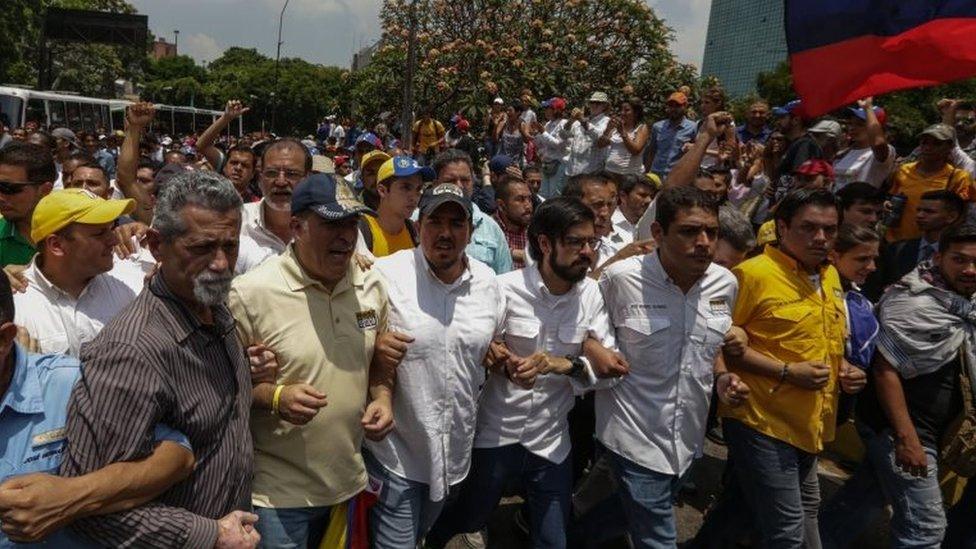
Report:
272,384,285,415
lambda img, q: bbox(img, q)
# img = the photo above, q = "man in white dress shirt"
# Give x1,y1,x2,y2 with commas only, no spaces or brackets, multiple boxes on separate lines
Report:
595,186,750,547
14,189,145,356
364,183,506,548
427,196,616,548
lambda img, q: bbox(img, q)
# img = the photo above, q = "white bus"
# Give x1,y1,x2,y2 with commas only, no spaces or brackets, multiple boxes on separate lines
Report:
0,86,242,137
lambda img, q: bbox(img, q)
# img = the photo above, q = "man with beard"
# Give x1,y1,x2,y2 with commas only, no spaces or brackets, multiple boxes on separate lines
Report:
427,197,615,548
364,183,506,548
593,186,750,547
493,175,534,268
229,174,396,547
705,188,867,548
59,171,258,548
243,139,312,256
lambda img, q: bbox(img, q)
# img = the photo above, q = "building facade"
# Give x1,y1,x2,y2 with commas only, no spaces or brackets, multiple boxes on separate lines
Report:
152,38,177,60
701,0,787,98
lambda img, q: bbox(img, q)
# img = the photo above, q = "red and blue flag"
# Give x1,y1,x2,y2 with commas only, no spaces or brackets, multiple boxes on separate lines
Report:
787,1,976,117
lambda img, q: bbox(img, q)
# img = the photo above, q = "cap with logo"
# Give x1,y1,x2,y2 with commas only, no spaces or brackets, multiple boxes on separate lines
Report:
667,92,688,106
377,156,435,185
418,183,472,220
919,123,956,142
31,189,135,244
355,132,383,150
588,91,609,104
291,173,375,219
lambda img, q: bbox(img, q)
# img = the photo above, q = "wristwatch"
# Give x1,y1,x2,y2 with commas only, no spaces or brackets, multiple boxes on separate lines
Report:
565,355,586,378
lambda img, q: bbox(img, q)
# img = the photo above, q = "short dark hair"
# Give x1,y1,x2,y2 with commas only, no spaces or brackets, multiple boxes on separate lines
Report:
939,222,976,254
835,223,881,254
527,197,595,262
522,165,541,178
562,173,615,200
655,186,719,233
0,271,13,325
495,176,529,202
0,142,57,183
432,148,473,177
73,161,109,182
774,188,839,227
66,150,94,164
137,159,160,173
837,182,884,211
920,189,966,219
617,173,652,195
262,138,313,173
227,145,256,166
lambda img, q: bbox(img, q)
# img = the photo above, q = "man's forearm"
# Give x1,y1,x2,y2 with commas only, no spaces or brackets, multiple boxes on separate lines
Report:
664,132,711,189
368,356,397,398
71,441,195,517
729,346,785,380
252,382,276,410
117,126,152,224
874,357,919,442
72,502,218,549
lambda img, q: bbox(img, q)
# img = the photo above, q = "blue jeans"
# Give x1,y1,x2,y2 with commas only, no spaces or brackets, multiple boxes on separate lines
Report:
427,444,572,548
253,505,331,549
603,445,681,549
723,419,822,549
363,450,446,549
821,423,944,548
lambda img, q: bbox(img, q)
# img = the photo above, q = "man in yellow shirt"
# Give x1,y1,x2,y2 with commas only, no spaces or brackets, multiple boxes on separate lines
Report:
887,124,975,242
412,110,446,166
360,156,433,257
228,173,404,547
711,189,867,547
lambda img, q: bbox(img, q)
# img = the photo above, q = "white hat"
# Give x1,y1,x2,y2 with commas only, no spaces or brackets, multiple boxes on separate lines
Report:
808,119,843,140
493,97,504,105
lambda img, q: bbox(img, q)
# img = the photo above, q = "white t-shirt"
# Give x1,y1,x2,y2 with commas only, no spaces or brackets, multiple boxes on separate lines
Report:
833,145,896,190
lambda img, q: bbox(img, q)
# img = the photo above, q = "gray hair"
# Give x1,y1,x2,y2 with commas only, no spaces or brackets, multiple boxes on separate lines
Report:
152,170,243,241
718,206,756,253
432,148,473,177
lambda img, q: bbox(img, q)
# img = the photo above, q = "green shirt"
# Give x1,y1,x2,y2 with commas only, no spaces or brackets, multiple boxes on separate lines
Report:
0,218,36,267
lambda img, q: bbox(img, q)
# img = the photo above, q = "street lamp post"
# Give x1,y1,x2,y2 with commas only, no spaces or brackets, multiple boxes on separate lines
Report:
174,29,180,54
272,0,290,135
400,0,418,152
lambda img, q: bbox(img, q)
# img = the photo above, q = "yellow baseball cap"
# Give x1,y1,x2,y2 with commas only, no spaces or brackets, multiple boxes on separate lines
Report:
31,189,135,244
361,150,391,172
377,156,435,185
643,172,662,190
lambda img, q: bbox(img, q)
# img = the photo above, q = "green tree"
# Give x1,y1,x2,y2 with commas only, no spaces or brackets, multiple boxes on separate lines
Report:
352,0,699,131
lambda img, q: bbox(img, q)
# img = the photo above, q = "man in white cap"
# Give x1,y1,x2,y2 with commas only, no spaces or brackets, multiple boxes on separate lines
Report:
561,92,611,177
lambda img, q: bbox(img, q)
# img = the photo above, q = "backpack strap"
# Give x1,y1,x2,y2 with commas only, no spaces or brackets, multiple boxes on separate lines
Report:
358,216,374,252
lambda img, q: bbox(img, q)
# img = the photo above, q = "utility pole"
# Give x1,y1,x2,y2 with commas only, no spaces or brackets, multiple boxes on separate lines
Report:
400,0,418,151
272,0,290,135
174,29,180,54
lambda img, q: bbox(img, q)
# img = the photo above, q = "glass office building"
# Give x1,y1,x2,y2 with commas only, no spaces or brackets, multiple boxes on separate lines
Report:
701,0,788,97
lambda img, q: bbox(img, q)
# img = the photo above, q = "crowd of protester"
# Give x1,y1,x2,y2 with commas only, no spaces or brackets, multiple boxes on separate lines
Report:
0,81,975,549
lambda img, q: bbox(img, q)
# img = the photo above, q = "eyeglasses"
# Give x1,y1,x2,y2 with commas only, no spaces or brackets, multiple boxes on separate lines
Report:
0,180,43,195
261,168,305,182
562,236,600,251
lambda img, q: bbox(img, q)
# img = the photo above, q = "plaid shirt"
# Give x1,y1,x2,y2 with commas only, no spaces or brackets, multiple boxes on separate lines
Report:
494,213,528,269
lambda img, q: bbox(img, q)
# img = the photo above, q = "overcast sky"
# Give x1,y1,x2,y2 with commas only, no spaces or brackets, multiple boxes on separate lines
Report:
128,0,710,69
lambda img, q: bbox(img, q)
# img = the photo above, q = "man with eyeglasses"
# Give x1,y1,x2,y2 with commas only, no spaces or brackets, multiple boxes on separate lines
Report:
242,138,311,257
0,142,55,268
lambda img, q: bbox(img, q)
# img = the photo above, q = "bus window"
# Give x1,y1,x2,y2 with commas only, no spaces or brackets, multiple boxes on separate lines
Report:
110,106,125,132
80,103,95,132
26,99,46,128
0,95,24,129
66,102,82,130
48,100,66,127
100,105,110,131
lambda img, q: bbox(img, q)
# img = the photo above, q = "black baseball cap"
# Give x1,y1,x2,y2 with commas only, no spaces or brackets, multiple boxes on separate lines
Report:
291,173,375,219
418,183,472,220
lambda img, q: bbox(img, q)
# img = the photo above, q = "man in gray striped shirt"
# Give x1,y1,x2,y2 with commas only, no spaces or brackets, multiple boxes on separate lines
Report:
60,171,258,548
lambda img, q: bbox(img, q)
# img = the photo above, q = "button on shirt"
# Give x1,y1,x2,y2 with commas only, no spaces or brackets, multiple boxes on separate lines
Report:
366,247,505,502
597,253,737,475
229,245,388,508
719,245,847,454
649,117,697,177
475,266,614,463
561,114,611,177
14,261,143,356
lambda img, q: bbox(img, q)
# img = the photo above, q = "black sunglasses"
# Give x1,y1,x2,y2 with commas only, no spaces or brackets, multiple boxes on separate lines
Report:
0,181,43,195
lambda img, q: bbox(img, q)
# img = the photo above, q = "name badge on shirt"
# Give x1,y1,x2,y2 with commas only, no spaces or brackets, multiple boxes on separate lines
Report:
709,298,730,315
32,427,66,448
356,309,378,330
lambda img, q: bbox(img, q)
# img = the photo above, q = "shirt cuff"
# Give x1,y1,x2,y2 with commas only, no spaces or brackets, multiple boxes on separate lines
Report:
184,515,219,549
569,356,598,395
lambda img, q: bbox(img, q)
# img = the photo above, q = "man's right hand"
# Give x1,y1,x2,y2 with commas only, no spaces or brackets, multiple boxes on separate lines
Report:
894,433,929,478
223,100,250,120
702,111,734,140
373,331,415,372
277,384,328,426
583,338,629,378
785,361,831,390
4,264,28,293
214,510,260,549
126,102,156,130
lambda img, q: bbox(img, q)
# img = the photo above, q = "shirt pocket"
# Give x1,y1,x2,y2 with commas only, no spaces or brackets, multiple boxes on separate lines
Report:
767,305,817,342
616,314,670,346
554,324,588,356
505,318,541,356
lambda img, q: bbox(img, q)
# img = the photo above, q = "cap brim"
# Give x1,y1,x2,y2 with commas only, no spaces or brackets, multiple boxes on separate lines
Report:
396,166,436,182
420,196,472,219
308,203,375,221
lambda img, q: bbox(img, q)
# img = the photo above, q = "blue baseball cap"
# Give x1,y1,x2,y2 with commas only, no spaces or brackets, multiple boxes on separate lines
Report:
772,100,802,117
489,154,513,174
355,132,383,150
291,173,375,219
378,155,435,185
